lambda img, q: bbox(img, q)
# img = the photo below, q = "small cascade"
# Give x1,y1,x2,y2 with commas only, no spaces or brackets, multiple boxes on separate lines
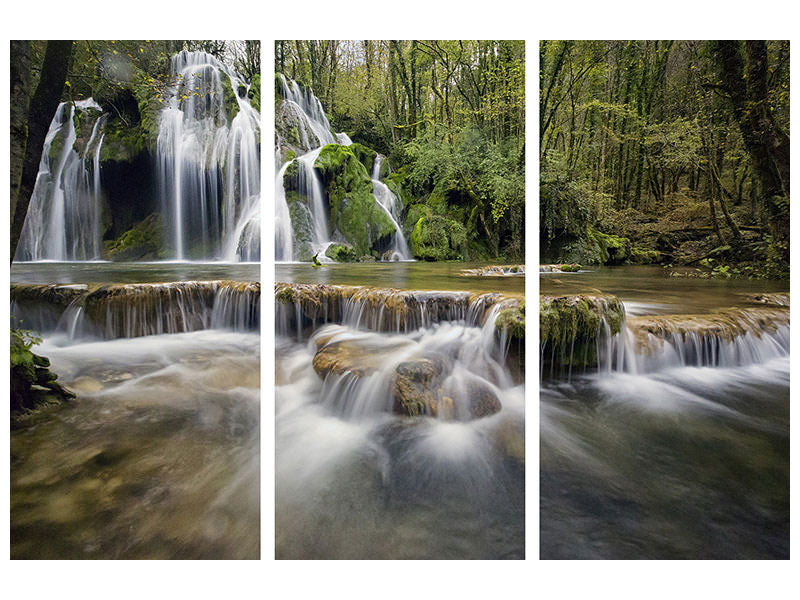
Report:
275,282,519,350
297,147,333,258
601,308,790,374
275,162,295,261
15,100,106,262
11,280,260,341
276,74,337,151
540,293,790,379
157,50,260,261
371,157,410,261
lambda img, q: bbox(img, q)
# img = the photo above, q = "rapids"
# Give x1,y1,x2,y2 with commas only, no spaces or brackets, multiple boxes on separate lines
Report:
540,265,789,559
10,268,260,559
275,283,525,559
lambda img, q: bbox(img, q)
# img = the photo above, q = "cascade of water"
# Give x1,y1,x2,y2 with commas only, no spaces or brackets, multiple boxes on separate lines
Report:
157,50,260,261
277,75,409,263
15,100,106,262
10,281,260,341
276,74,337,149
275,162,295,261
592,306,792,375
371,156,410,261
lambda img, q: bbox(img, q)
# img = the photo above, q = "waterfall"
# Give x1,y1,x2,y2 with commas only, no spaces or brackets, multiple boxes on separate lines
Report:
10,280,260,341
276,75,406,263
371,156,410,261
598,308,790,374
157,50,260,261
15,100,106,262
275,162,295,261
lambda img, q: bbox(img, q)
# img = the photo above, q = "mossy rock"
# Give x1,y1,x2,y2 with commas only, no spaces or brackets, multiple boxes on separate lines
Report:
220,74,240,122
314,144,395,256
11,329,74,417
409,215,467,261
496,301,525,340
560,263,581,272
540,294,624,347
247,74,261,112
325,243,358,263
629,246,661,264
104,213,164,261
349,143,377,175
285,191,314,262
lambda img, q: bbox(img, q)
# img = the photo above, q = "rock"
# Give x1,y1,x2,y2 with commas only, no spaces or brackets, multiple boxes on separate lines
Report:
104,213,164,261
392,357,447,417
71,376,104,394
465,380,502,418
312,339,385,379
314,144,395,256
325,243,358,263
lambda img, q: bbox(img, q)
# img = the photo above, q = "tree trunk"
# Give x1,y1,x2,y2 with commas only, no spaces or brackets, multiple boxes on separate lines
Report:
11,40,73,263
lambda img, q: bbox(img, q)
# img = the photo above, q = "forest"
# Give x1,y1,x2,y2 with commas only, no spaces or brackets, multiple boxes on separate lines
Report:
275,40,525,261
540,40,790,278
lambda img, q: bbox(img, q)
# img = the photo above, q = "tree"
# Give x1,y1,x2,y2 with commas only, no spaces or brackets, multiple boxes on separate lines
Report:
10,40,74,262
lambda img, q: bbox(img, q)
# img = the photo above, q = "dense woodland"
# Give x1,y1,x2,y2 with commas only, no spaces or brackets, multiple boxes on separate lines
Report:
10,40,261,261
540,40,790,278
276,40,525,260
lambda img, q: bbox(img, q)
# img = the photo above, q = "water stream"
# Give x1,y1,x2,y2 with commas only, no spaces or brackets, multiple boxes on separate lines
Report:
157,50,260,261
10,266,260,559
540,266,789,558
275,283,524,558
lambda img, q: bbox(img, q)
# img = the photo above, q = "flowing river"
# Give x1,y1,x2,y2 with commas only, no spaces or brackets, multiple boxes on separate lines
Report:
275,266,525,559
540,266,789,559
10,263,260,559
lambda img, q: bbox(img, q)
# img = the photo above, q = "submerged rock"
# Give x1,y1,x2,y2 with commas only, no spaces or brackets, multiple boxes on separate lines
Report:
461,265,525,277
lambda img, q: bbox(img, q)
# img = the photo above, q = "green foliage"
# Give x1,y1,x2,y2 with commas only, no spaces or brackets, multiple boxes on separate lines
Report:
10,329,42,375
409,215,467,261
324,243,358,262
248,74,261,112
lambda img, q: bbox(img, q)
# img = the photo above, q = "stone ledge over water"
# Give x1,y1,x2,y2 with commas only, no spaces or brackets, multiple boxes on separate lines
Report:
275,282,523,337
11,280,260,339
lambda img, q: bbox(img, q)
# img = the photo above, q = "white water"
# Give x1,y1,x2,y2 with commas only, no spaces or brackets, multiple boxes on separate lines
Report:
157,50,260,261
276,75,408,263
16,100,105,262
371,156,410,261
275,294,523,558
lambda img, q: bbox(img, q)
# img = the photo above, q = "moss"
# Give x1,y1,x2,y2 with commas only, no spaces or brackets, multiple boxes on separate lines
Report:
496,301,525,340
325,243,358,262
247,74,261,112
349,142,377,175
540,295,624,347
105,213,164,261
11,328,74,416
629,246,661,264
560,263,581,272
314,143,395,256
275,286,297,304
220,74,240,122
409,215,467,261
